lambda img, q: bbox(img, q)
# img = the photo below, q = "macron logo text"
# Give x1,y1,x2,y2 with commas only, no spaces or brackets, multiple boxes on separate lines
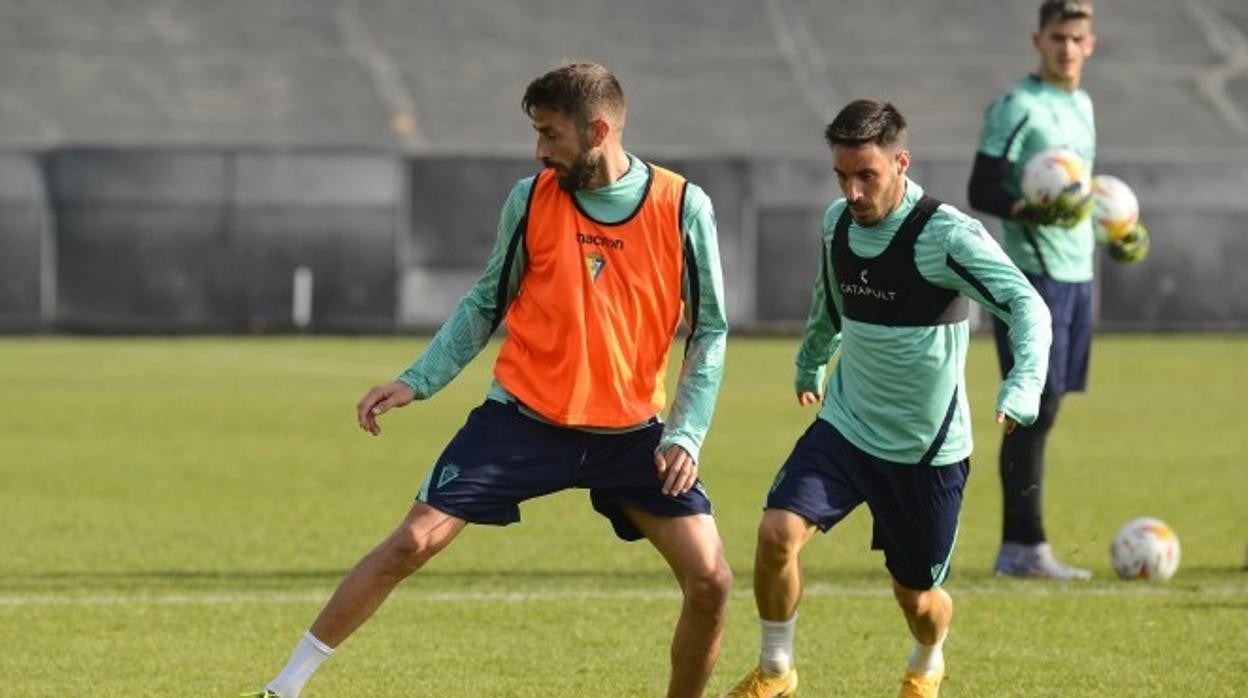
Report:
577,232,625,250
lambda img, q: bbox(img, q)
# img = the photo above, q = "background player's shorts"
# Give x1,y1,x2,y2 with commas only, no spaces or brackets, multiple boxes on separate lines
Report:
417,400,712,541
765,419,969,590
993,275,1092,395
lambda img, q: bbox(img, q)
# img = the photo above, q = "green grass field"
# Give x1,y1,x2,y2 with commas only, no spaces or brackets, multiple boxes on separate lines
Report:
1,335,1245,696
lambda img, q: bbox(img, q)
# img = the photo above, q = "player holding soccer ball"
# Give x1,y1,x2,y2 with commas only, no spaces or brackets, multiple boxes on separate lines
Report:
967,0,1107,580
241,62,731,698
725,100,1051,698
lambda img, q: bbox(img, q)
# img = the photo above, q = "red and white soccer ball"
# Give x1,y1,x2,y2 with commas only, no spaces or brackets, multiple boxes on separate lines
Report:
1091,174,1140,243
1021,147,1092,206
1110,517,1181,582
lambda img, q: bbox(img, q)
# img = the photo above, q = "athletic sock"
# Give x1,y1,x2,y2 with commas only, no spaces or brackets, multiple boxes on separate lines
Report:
759,615,797,677
907,631,946,676
267,631,334,698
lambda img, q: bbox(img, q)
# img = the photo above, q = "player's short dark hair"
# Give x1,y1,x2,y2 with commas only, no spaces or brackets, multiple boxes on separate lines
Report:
522,62,626,127
824,99,907,149
1039,0,1093,30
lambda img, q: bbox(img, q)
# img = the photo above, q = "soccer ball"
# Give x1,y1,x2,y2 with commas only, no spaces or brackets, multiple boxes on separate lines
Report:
1091,174,1140,243
1020,147,1091,207
1110,517,1181,582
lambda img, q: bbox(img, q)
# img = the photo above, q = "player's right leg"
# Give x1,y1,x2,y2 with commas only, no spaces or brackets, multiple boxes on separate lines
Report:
753,509,817,660
721,509,813,698
724,419,859,698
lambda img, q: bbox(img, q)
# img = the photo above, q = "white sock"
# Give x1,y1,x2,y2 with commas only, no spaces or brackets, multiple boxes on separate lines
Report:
267,631,334,698
759,615,797,676
907,631,946,676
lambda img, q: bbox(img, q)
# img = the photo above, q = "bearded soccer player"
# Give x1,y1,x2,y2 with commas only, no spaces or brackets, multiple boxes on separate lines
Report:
724,100,1050,698
968,0,1101,580
242,62,731,698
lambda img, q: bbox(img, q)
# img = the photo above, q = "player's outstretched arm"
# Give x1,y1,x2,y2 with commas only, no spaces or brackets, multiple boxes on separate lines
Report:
396,179,532,400
937,219,1052,426
357,380,416,436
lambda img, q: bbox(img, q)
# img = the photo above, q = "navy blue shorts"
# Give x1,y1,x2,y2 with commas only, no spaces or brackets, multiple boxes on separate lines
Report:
765,419,969,590
994,275,1092,396
417,400,712,541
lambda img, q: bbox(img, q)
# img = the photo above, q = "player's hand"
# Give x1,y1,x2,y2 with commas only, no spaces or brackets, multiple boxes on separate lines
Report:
1011,198,1059,225
996,411,1019,434
1107,222,1150,263
654,445,698,497
1013,193,1092,228
797,391,822,407
1050,192,1094,227
357,380,416,436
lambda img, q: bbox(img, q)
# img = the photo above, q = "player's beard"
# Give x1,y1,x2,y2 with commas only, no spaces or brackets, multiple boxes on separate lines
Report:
554,147,602,193
850,173,905,226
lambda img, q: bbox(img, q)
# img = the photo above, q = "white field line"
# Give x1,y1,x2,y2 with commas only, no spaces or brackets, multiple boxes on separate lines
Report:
1,582,1243,608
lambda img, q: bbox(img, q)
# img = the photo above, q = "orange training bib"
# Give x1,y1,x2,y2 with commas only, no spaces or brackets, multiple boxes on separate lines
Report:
493,164,687,427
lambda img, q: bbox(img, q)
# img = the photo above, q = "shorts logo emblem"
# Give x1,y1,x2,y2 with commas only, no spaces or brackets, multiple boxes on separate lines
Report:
437,463,461,489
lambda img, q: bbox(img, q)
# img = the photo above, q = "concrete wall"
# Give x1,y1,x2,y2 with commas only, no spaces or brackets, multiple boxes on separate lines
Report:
32,150,402,333
232,153,401,333
0,153,48,330
1,149,1244,333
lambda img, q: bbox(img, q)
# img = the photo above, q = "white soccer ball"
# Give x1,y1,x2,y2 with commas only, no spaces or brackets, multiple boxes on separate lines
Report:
1110,517,1181,582
1020,147,1091,207
1091,174,1140,243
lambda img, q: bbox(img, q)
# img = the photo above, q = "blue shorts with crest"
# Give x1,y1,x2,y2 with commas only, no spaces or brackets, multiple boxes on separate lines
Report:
765,419,969,590
418,400,712,541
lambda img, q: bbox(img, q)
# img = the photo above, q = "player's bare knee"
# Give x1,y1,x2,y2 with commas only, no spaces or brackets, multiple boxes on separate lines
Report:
684,559,733,615
892,584,929,615
382,528,440,575
756,519,802,565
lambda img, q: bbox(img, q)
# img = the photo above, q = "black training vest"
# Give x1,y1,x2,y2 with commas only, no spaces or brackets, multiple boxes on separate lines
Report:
829,195,968,326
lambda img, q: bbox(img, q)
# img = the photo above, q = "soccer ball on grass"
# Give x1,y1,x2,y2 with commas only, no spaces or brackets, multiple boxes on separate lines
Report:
1110,517,1180,582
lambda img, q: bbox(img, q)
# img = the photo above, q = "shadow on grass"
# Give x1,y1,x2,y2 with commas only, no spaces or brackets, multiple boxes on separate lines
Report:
0,567,683,593
1173,600,1248,611
0,565,899,594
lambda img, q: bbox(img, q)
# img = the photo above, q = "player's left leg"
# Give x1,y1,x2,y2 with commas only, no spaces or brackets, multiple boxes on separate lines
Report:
625,507,733,698
864,455,969,698
892,581,951,698
993,278,1092,580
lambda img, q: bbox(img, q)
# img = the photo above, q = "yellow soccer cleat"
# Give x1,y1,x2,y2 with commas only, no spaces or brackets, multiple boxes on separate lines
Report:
722,665,798,697
898,669,944,698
